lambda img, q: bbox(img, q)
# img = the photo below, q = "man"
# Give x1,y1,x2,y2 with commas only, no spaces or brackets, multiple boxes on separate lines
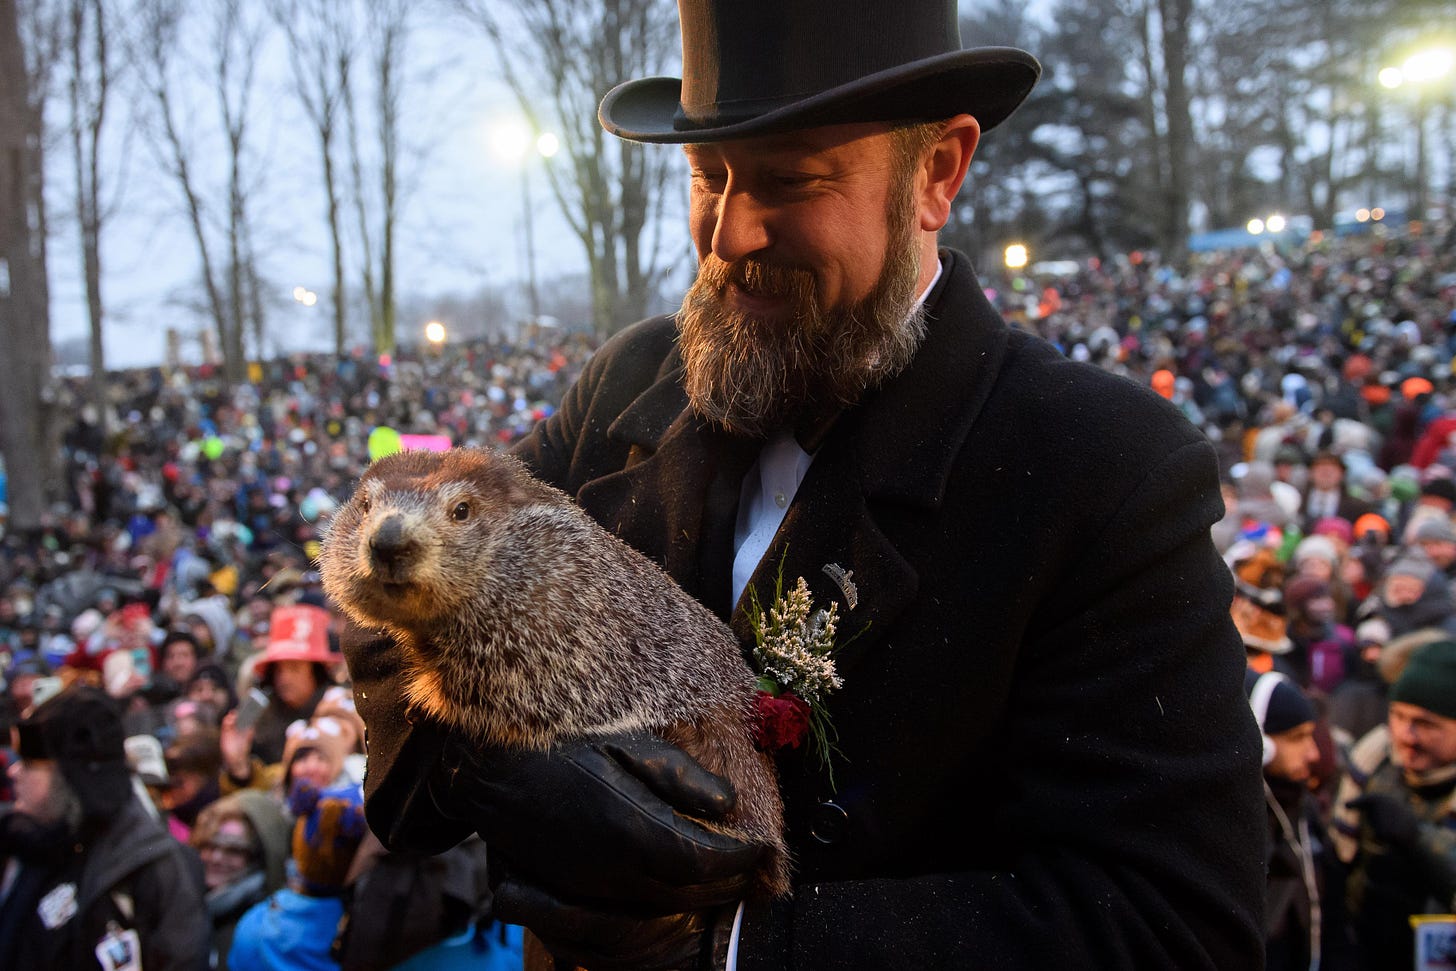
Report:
1414,515,1456,581
1247,668,1326,971
0,685,209,969
1302,450,1369,532
343,1,1265,967
1334,640,1456,969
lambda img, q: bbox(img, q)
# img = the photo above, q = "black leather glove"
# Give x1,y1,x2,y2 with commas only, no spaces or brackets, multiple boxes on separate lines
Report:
492,867,736,971
1349,793,1422,849
430,730,765,915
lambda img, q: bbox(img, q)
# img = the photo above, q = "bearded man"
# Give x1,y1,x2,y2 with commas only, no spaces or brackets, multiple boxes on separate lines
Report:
0,686,208,970
343,1,1265,967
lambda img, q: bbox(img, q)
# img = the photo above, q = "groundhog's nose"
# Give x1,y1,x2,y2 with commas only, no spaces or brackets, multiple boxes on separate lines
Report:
368,514,417,575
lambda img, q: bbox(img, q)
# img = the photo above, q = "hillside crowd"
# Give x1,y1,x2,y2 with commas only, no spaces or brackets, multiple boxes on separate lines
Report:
1,217,1455,969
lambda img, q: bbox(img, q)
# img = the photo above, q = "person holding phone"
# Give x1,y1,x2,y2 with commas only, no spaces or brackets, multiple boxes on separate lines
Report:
221,605,339,790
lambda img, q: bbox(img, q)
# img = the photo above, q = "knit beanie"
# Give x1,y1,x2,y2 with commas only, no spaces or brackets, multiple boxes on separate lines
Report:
1244,667,1317,736
1389,640,1456,720
1388,551,1435,583
1292,535,1339,571
281,717,350,789
1416,517,1456,544
14,685,132,819
288,780,367,896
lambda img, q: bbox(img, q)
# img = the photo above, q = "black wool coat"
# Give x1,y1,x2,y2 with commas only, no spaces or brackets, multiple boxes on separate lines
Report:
345,250,1267,969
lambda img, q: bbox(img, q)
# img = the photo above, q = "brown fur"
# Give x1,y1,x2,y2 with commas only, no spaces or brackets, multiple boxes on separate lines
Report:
320,447,790,897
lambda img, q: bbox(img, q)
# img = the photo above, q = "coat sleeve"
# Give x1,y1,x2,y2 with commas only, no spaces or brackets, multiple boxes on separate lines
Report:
736,438,1267,969
134,841,213,971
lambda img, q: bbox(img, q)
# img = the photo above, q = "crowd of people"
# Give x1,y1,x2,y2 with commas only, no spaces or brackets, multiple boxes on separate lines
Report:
0,218,1453,969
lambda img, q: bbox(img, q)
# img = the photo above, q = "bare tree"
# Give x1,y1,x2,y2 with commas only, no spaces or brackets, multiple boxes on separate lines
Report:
66,0,111,429
1,0,56,533
344,0,409,355
131,0,267,385
270,0,353,358
452,0,681,337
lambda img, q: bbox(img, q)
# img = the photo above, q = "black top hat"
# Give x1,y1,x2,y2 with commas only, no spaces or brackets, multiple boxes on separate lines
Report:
599,0,1041,144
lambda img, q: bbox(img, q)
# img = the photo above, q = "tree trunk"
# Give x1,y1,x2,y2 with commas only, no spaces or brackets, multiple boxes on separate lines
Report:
1157,0,1192,259
0,0,54,533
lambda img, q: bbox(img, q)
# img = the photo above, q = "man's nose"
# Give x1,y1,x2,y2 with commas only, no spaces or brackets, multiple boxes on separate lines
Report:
711,182,771,264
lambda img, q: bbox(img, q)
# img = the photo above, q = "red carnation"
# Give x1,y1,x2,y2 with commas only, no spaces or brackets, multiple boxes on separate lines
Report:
753,689,811,751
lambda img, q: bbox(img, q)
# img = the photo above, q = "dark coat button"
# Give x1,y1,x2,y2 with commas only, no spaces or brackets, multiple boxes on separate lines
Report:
810,801,849,844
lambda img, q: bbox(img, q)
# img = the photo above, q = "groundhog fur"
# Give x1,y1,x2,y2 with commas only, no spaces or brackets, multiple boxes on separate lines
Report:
320,446,790,898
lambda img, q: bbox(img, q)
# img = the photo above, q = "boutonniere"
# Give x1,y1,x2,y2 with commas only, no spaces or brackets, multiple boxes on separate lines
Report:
746,559,861,787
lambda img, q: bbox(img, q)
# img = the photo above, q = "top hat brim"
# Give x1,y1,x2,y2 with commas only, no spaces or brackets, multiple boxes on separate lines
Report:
599,48,1041,144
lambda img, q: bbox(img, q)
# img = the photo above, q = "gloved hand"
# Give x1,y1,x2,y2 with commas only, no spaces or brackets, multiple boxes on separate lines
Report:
492,866,736,971
1349,793,1422,849
430,730,765,915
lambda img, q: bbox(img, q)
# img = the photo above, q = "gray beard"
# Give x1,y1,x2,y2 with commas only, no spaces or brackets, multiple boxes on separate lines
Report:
676,204,927,439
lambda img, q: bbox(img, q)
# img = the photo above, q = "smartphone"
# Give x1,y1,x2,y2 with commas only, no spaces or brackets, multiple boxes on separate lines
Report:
235,687,270,731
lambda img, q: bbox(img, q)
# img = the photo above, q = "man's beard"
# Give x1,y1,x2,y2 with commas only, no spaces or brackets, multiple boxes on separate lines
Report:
0,777,83,863
676,184,927,439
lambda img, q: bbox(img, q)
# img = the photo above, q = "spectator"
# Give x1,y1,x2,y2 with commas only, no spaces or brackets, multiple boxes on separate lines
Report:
1414,515,1456,581
1333,640,1456,969
163,726,225,841
241,604,337,765
190,789,292,971
1373,551,1456,639
228,781,368,971
1247,669,1326,971
0,685,209,969
1302,450,1370,532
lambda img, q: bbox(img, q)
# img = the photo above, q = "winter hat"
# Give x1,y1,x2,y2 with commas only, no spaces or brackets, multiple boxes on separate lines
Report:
14,685,132,819
1230,548,1292,653
1421,478,1456,506
253,604,338,674
1355,618,1391,647
1354,513,1391,542
312,685,366,754
1245,666,1317,737
288,780,367,896
1284,576,1331,617
1292,535,1339,572
1415,517,1456,544
1312,517,1354,545
1387,551,1436,583
1389,640,1456,720
281,717,350,788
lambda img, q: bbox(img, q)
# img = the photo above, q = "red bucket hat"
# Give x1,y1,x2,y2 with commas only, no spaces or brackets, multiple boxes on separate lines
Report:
254,604,337,672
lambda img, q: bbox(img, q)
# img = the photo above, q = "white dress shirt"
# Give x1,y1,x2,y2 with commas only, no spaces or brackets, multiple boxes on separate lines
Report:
721,258,942,968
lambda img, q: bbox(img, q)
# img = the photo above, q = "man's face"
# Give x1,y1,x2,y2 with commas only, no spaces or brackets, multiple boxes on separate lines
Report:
678,122,930,437
1310,461,1342,491
7,757,67,823
1389,701,1456,774
1266,722,1320,784
1384,573,1427,607
1420,539,1456,569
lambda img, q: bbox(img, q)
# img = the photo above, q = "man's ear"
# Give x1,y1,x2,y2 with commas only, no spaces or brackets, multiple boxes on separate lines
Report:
918,114,980,233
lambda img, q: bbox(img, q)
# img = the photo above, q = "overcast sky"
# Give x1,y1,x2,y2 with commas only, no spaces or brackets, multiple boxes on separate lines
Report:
42,11,669,370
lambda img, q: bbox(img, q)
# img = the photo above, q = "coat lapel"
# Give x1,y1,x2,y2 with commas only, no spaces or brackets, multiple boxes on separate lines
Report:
729,251,1011,677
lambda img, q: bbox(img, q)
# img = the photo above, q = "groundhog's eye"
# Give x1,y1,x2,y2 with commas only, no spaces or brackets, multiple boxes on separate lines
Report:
451,501,470,522
358,496,371,514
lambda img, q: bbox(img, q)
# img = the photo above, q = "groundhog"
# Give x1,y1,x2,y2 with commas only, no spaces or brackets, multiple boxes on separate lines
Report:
319,446,790,898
